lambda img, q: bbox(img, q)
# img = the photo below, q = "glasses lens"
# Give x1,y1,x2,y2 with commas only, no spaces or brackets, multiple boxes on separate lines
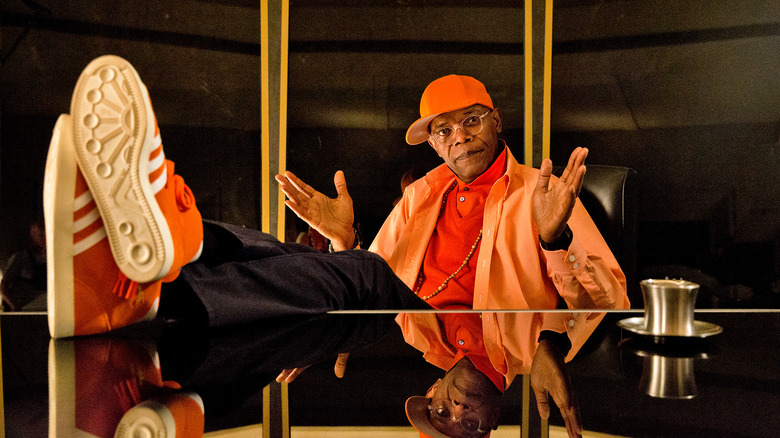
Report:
460,114,484,135
431,112,487,146
431,402,450,418
461,416,481,432
429,401,483,433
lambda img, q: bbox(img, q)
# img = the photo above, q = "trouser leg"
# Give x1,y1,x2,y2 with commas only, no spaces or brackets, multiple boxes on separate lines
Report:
160,220,428,327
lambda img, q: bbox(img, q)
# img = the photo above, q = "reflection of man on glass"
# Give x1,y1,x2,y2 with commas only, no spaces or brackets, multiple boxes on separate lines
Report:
277,75,630,437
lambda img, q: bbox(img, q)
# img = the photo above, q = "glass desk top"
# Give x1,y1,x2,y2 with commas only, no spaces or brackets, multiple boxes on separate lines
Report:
2,310,778,437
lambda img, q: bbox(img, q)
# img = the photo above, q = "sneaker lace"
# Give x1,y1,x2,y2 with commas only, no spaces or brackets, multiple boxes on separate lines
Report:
113,271,139,300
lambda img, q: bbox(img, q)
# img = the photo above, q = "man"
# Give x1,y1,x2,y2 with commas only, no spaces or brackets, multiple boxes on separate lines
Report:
277,74,630,437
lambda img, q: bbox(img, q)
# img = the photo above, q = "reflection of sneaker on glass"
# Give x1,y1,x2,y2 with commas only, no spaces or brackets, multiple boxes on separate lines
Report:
48,337,189,438
115,392,205,438
70,54,203,284
44,114,162,338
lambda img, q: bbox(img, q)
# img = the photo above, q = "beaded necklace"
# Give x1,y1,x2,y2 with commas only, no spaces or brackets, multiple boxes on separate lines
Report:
414,182,483,301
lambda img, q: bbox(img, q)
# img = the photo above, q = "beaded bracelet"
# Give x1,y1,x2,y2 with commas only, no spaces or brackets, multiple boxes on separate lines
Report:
328,227,362,253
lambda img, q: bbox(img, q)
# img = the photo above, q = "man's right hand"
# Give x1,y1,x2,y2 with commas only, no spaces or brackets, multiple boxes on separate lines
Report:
275,170,356,250
530,339,583,438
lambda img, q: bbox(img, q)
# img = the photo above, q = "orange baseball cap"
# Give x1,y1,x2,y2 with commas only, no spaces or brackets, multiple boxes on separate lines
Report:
405,75,494,145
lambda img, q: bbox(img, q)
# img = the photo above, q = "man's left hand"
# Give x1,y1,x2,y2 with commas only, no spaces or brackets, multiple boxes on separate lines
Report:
531,339,583,438
533,147,588,244
275,170,355,250
276,353,350,383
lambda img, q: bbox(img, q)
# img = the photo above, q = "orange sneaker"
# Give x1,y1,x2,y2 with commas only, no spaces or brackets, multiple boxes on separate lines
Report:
44,114,162,338
114,392,205,438
49,337,194,438
69,54,203,284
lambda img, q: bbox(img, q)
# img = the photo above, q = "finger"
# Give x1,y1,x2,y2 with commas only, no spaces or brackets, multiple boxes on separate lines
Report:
278,366,308,383
569,164,587,198
557,147,579,182
279,185,309,211
561,406,583,438
276,369,293,383
284,367,307,383
566,148,588,185
532,387,551,419
334,353,350,378
276,174,307,206
535,158,553,193
333,170,350,198
284,171,314,199
550,388,582,437
564,418,582,438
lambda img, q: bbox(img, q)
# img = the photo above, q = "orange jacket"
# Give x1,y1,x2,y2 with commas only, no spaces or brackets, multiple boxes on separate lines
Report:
369,147,629,382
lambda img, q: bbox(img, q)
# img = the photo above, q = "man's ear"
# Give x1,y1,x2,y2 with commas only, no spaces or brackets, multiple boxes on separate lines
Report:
492,108,503,134
425,379,442,398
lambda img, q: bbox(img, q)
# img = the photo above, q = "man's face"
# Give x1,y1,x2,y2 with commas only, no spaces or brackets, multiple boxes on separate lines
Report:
427,105,502,184
425,361,501,437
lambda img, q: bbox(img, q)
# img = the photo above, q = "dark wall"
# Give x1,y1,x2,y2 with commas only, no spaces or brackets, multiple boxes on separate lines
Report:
1,0,778,309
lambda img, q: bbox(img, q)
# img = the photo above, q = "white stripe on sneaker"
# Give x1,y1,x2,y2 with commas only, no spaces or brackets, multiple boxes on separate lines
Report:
149,164,167,194
74,189,94,211
73,226,107,256
148,137,167,194
147,143,165,175
73,207,101,234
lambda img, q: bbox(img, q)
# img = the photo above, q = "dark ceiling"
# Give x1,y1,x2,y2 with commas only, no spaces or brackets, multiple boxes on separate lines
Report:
4,0,779,132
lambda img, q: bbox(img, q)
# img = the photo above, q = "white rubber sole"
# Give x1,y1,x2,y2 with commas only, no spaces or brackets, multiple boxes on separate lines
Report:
114,399,176,438
70,55,173,284
44,115,77,339
114,392,204,438
48,339,76,437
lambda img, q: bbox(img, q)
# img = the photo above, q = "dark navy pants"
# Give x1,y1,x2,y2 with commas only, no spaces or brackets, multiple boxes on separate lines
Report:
159,220,430,327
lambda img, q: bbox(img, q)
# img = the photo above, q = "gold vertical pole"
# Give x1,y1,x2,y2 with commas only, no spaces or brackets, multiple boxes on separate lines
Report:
262,384,271,437
260,0,271,234
263,381,290,438
542,0,554,161
261,0,289,239
522,374,530,438
276,0,289,239
261,0,290,434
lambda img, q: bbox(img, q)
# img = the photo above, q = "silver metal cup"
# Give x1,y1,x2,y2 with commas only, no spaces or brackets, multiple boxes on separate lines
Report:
641,278,700,336
639,354,698,399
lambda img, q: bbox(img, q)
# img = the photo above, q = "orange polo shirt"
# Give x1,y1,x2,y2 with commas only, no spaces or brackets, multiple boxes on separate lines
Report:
419,149,507,309
440,313,506,392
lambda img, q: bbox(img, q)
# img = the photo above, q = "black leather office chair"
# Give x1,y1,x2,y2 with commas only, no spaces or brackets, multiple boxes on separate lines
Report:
554,165,639,305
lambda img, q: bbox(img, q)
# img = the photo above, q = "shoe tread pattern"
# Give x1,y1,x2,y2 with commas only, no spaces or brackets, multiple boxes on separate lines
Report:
70,55,169,283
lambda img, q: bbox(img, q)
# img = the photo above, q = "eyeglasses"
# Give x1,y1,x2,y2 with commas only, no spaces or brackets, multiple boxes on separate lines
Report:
428,400,487,435
428,110,493,147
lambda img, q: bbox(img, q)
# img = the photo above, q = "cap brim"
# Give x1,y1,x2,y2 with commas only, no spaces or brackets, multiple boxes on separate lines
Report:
405,396,450,438
405,114,438,145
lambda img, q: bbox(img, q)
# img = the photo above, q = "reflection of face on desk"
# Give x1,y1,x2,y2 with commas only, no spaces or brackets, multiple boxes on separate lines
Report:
424,357,501,437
